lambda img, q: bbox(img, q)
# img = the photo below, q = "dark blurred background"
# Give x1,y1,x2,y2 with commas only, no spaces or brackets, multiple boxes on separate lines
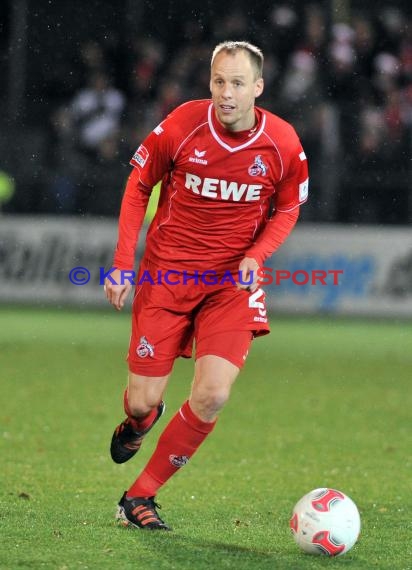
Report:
1,0,411,224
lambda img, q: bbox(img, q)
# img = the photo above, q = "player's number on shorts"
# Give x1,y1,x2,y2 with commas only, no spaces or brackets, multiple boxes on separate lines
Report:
248,289,266,317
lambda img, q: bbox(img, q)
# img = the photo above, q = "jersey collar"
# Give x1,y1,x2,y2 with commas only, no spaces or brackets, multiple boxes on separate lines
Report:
208,103,266,153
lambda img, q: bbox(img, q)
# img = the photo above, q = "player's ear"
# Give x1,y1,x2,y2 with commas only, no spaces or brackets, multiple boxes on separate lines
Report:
255,78,264,98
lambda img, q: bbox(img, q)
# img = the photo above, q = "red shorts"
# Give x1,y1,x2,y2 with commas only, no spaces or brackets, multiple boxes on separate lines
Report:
127,258,270,376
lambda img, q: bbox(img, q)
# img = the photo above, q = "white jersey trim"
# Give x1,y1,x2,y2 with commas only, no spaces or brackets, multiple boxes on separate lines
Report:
261,131,284,180
252,204,263,239
156,188,178,229
129,165,152,190
276,201,305,213
207,103,266,152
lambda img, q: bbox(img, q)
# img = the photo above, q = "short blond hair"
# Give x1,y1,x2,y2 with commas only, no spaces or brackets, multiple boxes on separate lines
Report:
211,41,264,79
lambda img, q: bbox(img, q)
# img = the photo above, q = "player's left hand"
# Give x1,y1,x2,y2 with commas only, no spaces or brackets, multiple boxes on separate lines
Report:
237,257,260,292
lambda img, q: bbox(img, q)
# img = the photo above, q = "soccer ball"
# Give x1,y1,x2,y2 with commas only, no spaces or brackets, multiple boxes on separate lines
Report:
289,488,361,556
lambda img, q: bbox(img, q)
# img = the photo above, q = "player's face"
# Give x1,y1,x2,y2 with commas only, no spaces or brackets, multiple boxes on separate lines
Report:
210,50,264,132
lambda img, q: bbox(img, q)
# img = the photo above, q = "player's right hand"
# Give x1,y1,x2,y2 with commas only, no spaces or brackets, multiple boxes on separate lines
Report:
104,268,132,311
237,256,260,293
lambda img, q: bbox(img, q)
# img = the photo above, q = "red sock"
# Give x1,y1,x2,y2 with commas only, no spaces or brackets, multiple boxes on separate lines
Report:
123,389,158,432
127,400,216,498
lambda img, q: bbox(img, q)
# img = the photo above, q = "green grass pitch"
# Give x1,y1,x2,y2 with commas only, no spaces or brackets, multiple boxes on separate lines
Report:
1,307,411,569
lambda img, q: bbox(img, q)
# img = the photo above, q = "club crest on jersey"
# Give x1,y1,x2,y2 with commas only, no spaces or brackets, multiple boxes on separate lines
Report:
248,155,267,176
132,144,149,168
136,336,154,358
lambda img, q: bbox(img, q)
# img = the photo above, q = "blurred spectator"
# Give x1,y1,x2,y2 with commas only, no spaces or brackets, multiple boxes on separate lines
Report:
339,93,410,224
399,17,412,82
45,70,126,214
268,4,301,73
69,71,125,155
128,38,165,105
79,41,108,78
75,135,127,217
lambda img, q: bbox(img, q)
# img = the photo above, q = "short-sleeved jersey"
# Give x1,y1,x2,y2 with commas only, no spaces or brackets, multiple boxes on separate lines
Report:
129,99,308,272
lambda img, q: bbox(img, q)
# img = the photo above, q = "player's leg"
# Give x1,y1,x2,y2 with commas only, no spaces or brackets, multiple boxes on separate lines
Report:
189,353,242,421
124,334,251,504
119,289,262,530
112,263,202,529
124,287,265,497
111,259,196,465
114,372,173,531
110,371,170,464
123,358,224,499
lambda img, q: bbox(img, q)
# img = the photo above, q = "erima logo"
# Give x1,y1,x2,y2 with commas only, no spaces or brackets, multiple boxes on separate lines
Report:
185,173,262,201
189,149,208,165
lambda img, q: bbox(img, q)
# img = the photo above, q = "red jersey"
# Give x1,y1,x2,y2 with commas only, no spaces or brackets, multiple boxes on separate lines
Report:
114,99,308,272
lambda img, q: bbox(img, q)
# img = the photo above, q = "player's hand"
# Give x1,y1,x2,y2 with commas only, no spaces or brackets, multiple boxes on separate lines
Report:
104,268,132,311
237,257,260,293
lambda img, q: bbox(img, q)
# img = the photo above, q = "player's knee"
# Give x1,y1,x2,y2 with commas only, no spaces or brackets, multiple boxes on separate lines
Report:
127,394,159,418
192,384,230,416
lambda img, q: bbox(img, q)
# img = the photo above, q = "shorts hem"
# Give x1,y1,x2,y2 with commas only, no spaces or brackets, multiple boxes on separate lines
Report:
198,326,270,342
127,359,174,377
253,327,270,337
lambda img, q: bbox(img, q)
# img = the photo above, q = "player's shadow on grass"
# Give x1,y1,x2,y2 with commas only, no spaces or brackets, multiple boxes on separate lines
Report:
125,531,364,569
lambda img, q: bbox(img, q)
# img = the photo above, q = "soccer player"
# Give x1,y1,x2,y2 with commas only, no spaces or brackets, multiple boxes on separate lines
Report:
105,41,309,530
